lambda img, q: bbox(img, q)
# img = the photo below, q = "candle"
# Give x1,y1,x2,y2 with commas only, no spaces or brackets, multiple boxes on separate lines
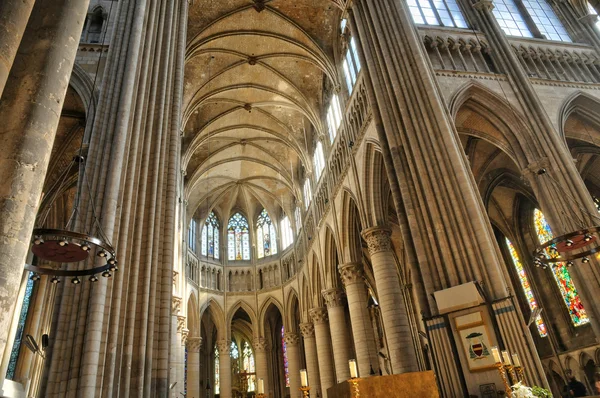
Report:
512,353,521,367
349,359,359,379
258,378,264,394
502,350,512,366
491,346,501,364
300,369,309,387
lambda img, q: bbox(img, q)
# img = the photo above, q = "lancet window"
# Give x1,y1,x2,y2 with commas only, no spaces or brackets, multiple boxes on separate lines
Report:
6,276,34,380
281,216,294,250
408,0,468,28
228,213,250,261
201,212,220,259
214,345,220,395
314,142,325,181
492,0,571,41
326,95,343,142
343,38,362,94
257,209,278,259
505,238,548,337
295,207,302,234
188,219,197,252
534,209,588,326
281,326,290,388
242,342,256,392
304,180,312,210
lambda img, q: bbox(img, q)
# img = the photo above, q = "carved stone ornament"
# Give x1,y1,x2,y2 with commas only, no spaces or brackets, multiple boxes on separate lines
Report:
522,157,551,179
253,0,266,12
253,337,269,352
217,340,231,354
472,0,494,11
322,288,345,308
338,262,364,286
299,322,315,338
284,333,300,346
361,227,392,255
177,314,186,333
309,307,329,324
187,337,202,352
181,328,189,346
172,295,182,313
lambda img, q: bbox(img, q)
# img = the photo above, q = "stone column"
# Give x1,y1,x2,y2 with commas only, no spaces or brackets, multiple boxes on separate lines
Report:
361,227,417,374
322,288,352,382
217,340,232,398
339,262,379,377
309,308,335,398
300,322,321,396
0,0,36,97
284,333,302,398
253,337,269,396
186,337,202,398
0,0,89,365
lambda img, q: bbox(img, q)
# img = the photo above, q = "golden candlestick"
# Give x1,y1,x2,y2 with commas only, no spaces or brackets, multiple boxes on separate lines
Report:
349,377,361,398
495,362,512,397
300,386,310,397
515,365,525,383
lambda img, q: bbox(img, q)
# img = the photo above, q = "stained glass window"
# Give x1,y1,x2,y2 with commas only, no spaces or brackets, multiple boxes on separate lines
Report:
304,180,312,210
188,219,197,252
184,347,188,395
243,341,256,392
314,142,325,181
257,209,278,259
6,275,34,380
534,209,589,326
281,326,290,387
228,212,250,261
215,345,220,394
505,238,548,337
201,212,220,259
231,341,239,359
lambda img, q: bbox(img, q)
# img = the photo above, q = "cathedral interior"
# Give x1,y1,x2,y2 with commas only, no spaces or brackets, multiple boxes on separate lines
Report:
1,0,600,397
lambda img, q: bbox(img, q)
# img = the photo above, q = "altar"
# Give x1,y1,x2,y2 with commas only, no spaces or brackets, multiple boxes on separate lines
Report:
326,371,439,398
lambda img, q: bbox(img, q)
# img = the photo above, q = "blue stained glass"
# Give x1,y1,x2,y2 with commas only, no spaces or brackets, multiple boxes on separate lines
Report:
282,326,290,387
6,275,34,380
228,213,250,261
257,209,277,259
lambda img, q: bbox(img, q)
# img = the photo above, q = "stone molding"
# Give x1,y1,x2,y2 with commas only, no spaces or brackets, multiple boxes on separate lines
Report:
322,288,345,308
299,322,315,338
338,262,364,286
361,226,392,255
187,336,202,352
217,339,231,354
284,332,300,346
309,307,329,324
253,337,269,352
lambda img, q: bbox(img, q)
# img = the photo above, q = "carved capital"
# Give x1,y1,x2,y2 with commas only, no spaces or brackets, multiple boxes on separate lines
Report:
361,227,392,255
299,322,315,338
217,339,231,354
187,336,202,352
338,262,364,286
284,333,300,346
177,314,187,333
522,157,551,179
181,328,189,346
172,295,182,313
173,269,179,286
322,288,345,308
472,0,494,11
579,13,598,24
253,337,269,353
309,307,329,324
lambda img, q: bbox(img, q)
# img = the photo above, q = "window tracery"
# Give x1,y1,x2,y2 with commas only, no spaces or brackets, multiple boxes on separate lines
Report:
491,0,571,41
533,209,588,326
257,209,278,259
201,212,220,259
505,238,548,337
408,0,468,28
228,213,250,261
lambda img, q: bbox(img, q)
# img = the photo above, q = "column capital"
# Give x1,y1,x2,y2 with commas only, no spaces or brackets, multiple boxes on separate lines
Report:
187,336,202,352
521,157,551,179
177,314,186,333
172,294,182,313
299,322,315,338
284,332,300,346
361,226,392,255
309,307,329,324
217,339,231,354
322,288,345,308
181,328,189,346
338,262,364,286
579,13,599,24
472,0,494,11
253,337,269,352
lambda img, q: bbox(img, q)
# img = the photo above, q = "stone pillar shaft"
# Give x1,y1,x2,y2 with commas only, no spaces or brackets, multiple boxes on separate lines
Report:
186,337,202,398
309,308,335,398
0,0,89,366
323,288,352,382
339,263,379,377
218,340,232,398
300,323,321,396
253,337,269,396
284,333,302,398
362,227,417,374
0,0,35,97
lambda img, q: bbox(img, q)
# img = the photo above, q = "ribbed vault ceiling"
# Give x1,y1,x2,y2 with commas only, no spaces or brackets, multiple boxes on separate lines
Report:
183,0,342,225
